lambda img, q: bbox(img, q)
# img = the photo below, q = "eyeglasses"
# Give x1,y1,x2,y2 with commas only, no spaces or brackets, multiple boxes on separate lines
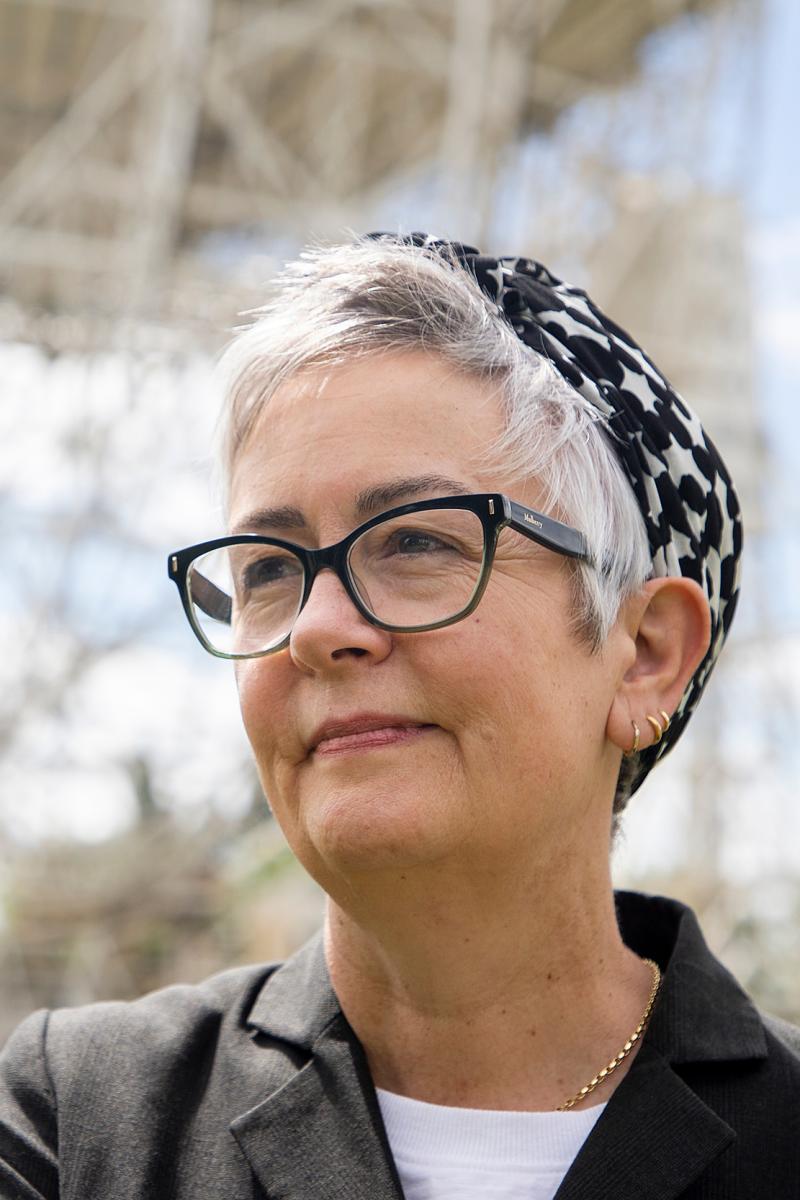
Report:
167,493,593,660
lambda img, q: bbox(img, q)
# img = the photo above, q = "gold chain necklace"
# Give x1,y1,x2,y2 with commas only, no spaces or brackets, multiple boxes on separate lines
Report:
556,958,662,1112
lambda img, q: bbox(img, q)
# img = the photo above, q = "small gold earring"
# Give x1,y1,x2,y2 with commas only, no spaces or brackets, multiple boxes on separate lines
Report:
622,720,640,758
645,714,664,744
658,709,671,732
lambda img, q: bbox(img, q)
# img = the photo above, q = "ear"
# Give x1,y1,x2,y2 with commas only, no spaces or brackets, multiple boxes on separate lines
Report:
606,577,711,754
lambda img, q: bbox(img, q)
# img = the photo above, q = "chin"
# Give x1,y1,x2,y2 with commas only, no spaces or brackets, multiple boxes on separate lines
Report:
295,781,452,878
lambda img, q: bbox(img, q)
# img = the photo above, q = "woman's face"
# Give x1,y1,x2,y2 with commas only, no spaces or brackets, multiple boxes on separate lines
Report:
229,351,627,890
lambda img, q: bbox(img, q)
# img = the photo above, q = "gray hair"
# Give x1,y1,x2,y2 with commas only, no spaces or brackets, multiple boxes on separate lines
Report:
214,237,653,816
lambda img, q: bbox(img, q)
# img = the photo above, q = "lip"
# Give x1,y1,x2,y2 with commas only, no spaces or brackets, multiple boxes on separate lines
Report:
308,713,434,755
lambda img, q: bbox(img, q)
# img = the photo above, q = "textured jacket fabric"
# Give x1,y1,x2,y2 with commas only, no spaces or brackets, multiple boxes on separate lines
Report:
1,891,799,1200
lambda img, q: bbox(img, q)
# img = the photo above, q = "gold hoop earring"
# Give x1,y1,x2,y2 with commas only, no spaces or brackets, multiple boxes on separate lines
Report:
622,720,640,758
658,709,671,732
645,714,664,744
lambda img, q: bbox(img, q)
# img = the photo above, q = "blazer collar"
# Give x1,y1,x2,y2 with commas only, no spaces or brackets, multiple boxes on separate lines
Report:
614,890,767,1064
233,894,767,1200
246,930,337,1048
232,934,404,1199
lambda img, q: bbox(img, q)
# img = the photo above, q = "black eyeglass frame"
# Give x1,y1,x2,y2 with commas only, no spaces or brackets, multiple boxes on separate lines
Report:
167,493,594,660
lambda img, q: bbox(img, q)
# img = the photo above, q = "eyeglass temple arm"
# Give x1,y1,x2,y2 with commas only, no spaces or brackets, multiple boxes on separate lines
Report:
505,499,593,564
188,570,232,624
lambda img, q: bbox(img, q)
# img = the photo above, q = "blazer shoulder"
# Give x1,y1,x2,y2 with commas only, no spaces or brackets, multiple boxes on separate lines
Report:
39,960,283,1080
1,963,293,1200
762,1011,800,1061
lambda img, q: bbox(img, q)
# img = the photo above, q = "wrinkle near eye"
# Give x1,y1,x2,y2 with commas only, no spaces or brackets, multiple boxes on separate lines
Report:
495,532,547,563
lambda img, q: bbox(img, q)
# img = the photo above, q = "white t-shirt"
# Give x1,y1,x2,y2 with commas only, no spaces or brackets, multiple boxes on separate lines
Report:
376,1088,606,1200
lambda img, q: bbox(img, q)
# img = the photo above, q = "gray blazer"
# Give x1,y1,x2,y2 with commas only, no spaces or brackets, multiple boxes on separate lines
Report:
1,892,799,1199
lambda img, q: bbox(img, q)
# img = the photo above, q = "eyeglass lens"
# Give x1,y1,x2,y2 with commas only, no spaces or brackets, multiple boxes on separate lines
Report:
187,506,487,656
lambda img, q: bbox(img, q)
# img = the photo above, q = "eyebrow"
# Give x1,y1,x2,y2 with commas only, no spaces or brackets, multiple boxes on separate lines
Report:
229,474,474,535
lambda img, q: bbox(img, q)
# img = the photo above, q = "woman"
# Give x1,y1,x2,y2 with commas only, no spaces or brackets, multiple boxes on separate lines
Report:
1,233,798,1199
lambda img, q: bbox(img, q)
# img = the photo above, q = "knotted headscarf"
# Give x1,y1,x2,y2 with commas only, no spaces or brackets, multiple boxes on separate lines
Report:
367,232,743,793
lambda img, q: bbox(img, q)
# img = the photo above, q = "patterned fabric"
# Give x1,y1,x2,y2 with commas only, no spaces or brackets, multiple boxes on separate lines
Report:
366,232,743,791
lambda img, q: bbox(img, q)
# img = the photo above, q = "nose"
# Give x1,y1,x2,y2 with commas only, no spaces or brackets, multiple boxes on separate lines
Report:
289,566,392,674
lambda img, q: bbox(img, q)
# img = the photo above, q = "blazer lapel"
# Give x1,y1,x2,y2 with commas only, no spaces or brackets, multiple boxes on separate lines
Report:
229,936,403,1200
553,1043,734,1200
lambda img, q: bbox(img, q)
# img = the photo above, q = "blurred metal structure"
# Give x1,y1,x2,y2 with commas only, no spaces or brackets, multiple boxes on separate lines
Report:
590,188,764,531
0,0,733,340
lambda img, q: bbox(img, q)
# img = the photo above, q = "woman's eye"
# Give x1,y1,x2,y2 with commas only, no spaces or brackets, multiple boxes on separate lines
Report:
242,555,301,587
390,530,452,554
378,528,469,558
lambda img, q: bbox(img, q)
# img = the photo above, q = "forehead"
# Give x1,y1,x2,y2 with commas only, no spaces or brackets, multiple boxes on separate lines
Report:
228,351,503,529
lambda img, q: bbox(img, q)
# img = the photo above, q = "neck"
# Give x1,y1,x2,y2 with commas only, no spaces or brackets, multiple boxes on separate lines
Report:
324,850,652,1112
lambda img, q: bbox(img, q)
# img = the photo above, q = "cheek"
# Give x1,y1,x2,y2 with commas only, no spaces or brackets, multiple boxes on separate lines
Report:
454,611,586,768
235,659,266,742
235,658,298,787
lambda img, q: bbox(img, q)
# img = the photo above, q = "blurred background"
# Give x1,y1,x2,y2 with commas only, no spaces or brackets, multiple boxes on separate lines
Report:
1,0,798,1041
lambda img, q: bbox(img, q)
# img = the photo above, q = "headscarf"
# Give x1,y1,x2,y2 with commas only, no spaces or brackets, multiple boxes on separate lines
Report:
366,232,743,793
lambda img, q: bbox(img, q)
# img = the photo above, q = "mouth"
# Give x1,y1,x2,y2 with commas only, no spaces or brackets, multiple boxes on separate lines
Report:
308,716,437,757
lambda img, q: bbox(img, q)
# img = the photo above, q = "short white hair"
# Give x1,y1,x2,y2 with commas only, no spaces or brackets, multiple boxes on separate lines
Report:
214,237,654,814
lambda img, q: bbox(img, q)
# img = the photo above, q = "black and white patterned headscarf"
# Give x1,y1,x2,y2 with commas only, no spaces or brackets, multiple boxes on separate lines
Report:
367,232,743,793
